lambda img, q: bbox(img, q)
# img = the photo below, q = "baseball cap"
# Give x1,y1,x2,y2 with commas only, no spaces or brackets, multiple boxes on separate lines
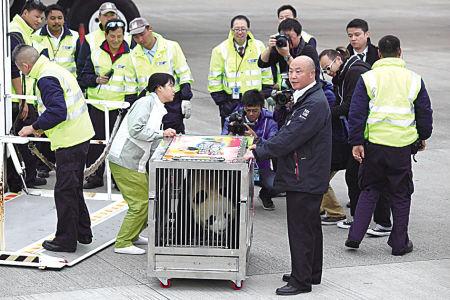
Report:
99,2,118,15
129,17,150,35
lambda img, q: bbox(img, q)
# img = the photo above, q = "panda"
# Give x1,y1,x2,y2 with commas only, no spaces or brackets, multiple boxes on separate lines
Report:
189,170,239,248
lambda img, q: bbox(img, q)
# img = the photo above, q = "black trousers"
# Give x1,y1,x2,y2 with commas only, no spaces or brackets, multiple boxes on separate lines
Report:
7,103,38,191
54,141,92,248
286,191,323,290
346,154,392,227
86,105,119,182
349,143,413,252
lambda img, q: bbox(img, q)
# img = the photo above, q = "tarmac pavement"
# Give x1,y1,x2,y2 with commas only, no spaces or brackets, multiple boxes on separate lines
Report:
1,0,450,298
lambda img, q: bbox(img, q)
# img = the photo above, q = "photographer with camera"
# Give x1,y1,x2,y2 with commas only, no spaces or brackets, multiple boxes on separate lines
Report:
208,15,273,129
222,90,278,210
258,18,319,130
78,19,137,189
277,4,317,49
258,18,319,86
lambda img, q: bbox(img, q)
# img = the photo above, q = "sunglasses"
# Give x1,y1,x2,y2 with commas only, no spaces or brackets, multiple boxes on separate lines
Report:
321,57,337,74
106,21,125,29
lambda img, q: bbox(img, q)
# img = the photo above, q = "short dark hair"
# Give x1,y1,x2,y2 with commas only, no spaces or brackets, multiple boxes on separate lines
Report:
278,18,302,36
378,35,401,58
147,73,175,93
242,90,265,107
45,4,65,18
277,4,297,18
319,47,350,61
21,0,46,14
104,19,126,35
230,15,250,29
346,18,369,32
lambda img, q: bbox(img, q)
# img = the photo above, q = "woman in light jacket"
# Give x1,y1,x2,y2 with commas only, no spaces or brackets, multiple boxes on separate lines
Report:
108,73,177,255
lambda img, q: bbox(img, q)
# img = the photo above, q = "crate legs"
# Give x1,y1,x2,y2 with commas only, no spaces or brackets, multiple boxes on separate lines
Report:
231,280,243,290
159,278,171,288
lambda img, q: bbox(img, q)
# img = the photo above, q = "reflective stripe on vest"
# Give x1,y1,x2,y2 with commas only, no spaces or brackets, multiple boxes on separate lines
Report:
10,15,36,103
207,31,273,94
131,32,193,93
87,46,137,111
29,56,94,150
362,58,421,147
33,29,79,78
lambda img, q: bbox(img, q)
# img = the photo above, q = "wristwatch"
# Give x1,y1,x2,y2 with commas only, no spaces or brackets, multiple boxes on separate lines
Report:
284,54,292,62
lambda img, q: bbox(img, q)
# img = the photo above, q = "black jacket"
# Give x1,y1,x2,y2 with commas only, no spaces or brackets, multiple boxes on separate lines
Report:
347,38,379,67
331,56,371,121
254,83,331,194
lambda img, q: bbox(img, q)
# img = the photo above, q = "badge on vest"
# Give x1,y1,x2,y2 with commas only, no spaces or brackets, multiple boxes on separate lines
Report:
157,61,167,65
116,64,126,69
232,86,240,100
247,58,257,63
62,46,73,50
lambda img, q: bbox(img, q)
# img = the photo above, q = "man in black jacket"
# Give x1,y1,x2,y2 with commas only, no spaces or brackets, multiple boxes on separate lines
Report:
346,19,380,66
245,56,331,295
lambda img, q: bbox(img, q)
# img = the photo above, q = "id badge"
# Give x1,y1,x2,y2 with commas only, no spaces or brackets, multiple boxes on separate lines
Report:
232,86,240,100
253,166,260,182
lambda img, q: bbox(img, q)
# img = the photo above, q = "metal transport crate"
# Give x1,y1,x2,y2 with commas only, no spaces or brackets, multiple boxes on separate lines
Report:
148,136,254,289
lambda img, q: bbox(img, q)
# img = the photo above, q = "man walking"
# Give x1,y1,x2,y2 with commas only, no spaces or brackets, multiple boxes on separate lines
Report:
346,35,433,255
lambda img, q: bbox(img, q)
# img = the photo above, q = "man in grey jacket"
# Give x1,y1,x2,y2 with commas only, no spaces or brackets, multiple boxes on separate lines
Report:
245,56,331,295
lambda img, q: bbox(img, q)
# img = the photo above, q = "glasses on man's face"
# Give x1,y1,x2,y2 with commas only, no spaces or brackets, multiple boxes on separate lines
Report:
106,21,125,29
233,28,248,33
321,58,337,74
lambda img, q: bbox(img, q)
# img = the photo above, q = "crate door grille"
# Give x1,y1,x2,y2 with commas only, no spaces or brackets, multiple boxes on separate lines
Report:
155,168,241,249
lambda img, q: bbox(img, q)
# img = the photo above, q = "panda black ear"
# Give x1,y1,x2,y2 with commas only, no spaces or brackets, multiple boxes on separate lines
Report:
195,191,208,203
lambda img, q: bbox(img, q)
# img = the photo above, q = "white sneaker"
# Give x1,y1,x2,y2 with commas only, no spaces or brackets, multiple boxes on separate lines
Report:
114,245,145,255
367,224,392,237
133,235,148,245
337,219,353,229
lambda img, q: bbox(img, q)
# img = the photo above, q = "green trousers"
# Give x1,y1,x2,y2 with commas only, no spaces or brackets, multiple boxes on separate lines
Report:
110,162,149,248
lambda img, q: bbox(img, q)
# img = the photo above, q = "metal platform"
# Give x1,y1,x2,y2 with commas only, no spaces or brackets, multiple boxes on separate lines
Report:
1,193,127,269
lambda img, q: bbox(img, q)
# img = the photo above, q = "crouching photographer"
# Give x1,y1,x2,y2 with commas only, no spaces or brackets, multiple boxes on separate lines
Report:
222,90,279,210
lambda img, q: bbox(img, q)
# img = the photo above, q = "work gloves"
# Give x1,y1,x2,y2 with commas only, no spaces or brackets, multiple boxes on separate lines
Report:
181,100,192,119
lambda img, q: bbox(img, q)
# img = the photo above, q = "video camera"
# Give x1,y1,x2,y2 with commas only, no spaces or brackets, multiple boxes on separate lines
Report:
271,89,293,106
228,111,254,136
274,33,290,48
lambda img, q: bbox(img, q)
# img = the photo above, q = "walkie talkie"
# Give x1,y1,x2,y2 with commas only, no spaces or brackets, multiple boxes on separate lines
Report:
104,69,114,78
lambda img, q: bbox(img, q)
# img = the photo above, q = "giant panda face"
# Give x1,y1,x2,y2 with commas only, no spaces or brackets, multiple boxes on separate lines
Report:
191,188,235,234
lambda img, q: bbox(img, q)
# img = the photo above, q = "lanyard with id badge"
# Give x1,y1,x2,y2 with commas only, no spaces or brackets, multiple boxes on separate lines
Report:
232,47,245,100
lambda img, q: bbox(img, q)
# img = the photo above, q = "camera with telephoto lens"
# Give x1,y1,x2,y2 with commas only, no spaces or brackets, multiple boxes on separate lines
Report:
271,89,293,106
228,111,252,136
275,33,290,48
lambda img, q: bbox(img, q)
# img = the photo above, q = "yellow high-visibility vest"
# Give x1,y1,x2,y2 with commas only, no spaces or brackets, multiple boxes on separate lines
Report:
362,57,421,147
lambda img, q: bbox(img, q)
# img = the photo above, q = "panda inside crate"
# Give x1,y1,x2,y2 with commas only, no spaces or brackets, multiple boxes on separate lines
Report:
156,169,241,249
